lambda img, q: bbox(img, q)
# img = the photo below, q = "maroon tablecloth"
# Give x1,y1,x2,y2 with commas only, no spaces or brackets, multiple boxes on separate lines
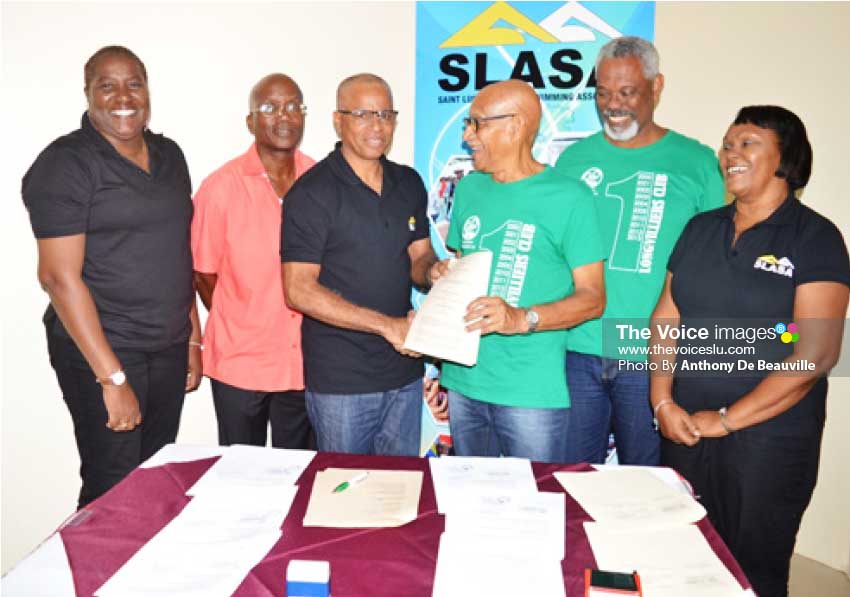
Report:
59,453,751,596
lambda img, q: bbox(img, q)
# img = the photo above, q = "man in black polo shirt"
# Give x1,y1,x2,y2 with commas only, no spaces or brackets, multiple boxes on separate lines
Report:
281,73,436,456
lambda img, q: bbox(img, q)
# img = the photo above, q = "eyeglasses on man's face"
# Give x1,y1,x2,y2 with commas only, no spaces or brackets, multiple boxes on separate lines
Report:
463,113,515,132
337,109,399,125
252,101,307,118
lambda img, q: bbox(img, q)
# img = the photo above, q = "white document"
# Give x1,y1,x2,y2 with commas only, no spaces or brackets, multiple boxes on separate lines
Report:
585,523,748,597
186,444,315,496
95,526,281,597
429,456,538,514
431,533,565,597
554,468,706,526
140,443,227,469
1,533,75,597
95,483,297,597
443,491,565,560
591,464,693,496
403,251,493,366
164,485,299,542
302,468,423,528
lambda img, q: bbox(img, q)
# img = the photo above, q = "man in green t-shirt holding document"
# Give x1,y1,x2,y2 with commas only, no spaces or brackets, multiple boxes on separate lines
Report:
555,37,725,465
429,80,606,463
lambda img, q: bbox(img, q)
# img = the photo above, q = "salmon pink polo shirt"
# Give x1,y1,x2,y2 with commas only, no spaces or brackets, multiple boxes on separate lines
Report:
191,143,315,392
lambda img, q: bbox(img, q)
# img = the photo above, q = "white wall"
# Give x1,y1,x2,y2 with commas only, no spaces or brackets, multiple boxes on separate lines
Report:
2,0,849,577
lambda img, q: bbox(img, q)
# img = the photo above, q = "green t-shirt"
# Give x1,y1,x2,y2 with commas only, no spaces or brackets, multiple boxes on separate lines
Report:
441,166,605,408
555,131,725,360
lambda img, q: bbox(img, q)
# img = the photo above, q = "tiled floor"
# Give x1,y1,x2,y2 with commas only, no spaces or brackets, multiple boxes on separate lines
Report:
790,554,850,597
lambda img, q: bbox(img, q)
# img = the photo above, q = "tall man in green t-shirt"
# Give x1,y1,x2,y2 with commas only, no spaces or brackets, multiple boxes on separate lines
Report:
555,37,725,465
429,80,606,463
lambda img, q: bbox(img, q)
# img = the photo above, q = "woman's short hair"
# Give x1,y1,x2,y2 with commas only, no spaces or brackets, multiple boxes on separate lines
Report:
84,46,147,91
733,105,812,191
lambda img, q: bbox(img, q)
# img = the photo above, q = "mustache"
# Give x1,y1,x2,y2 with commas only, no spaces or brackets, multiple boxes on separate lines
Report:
602,109,637,119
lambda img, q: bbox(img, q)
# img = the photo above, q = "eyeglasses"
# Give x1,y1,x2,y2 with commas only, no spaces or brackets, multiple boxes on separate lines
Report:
463,113,515,132
337,109,398,125
252,101,307,118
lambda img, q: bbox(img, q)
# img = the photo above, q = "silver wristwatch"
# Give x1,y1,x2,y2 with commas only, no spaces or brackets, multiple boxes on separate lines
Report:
525,308,540,333
96,369,127,386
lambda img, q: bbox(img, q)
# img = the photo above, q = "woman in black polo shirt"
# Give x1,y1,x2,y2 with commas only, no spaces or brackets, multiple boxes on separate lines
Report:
649,105,849,597
22,46,201,508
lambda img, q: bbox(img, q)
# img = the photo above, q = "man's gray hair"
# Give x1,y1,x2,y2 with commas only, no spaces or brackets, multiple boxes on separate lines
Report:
596,36,660,79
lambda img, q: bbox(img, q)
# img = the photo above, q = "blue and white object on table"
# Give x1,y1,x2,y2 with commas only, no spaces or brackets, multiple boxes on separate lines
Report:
287,560,330,597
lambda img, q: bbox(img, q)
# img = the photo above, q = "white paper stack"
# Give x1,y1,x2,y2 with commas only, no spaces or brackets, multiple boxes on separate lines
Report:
428,456,538,514
96,445,315,597
554,468,706,527
585,523,748,597
430,457,566,597
556,467,748,596
187,444,316,495
140,443,227,469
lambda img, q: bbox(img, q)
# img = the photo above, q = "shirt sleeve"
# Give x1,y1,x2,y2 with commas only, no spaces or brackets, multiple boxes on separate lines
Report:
281,182,332,264
699,153,726,212
793,215,850,287
22,144,94,239
191,175,227,274
562,185,606,270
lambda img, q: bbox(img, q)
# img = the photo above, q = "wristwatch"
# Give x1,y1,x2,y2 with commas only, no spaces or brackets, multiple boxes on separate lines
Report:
718,406,737,434
525,308,540,333
96,369,127,386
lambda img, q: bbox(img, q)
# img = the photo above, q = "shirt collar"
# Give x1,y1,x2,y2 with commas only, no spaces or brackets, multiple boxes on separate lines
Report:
716,193,800,228
328,141,397,195
239,142,312,179
80,111,163,163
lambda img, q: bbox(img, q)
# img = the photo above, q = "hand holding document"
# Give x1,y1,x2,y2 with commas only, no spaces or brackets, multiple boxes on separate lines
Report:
554,468,706,526
429,456,538,514
584,523,747,597
404,251,493,366
302,468,423,528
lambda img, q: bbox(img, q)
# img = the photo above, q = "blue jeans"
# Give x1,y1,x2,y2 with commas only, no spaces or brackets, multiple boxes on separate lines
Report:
564,351,659,465
305,378,422,456
447,391,569,463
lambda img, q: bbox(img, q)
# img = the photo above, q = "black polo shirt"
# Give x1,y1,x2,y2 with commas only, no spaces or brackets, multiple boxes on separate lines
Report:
281,143,428,394
22,113,194,351
667,195,850,434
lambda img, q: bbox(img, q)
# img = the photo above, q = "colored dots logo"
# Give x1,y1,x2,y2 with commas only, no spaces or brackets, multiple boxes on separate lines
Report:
776,322,799,343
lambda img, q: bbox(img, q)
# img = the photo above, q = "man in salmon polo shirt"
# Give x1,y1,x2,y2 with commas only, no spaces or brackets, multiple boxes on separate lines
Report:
191,73,315,448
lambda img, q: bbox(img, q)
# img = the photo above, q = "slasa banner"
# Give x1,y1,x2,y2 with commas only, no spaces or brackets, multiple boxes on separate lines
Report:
413,1,654,456
414,0,655,256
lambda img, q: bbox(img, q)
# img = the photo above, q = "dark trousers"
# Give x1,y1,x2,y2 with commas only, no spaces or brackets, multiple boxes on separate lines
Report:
211,379,315,450
662,426,823,597
47,331,187,509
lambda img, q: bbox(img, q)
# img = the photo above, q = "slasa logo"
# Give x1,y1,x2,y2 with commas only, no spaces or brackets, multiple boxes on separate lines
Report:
437,1,622,93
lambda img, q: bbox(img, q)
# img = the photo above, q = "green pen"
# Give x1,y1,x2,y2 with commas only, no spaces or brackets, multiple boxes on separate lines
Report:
332,471,369,493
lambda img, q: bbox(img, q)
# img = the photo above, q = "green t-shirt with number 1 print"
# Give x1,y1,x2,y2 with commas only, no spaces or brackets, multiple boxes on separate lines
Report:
441,166,605,408
555,130,725,360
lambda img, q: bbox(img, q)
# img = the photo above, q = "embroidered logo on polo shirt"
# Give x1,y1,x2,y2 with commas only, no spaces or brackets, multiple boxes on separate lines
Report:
754,255,794,278
408,216,416,232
